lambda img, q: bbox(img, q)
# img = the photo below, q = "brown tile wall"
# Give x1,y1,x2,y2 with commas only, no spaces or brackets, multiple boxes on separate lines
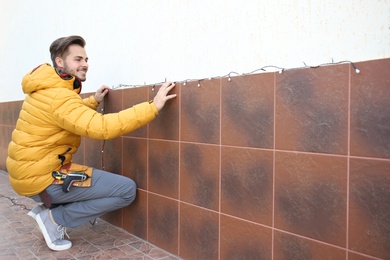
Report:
1,58,389,259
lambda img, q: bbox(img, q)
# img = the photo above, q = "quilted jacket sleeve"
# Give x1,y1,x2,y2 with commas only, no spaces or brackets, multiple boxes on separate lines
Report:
51,89,158,140
82,95,99,110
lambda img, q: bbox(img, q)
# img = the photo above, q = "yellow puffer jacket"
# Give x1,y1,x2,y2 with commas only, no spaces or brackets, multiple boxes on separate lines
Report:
6,63,158,196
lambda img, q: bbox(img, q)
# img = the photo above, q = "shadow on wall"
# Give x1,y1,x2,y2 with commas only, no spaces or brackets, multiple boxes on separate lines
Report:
1,58,389,260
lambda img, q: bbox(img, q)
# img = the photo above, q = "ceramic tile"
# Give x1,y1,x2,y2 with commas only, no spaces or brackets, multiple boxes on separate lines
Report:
100,90,125,174
179,203,219,260
220,214,272,259
0,102,7,126
122,138,148,190
149,83,180,141
96,95,105,115
0,126,13,169
104,88,124,113
180,143,220,210
350,58,390,159
221,73,274,148
144,247,178,259
130,239,157,253
221,146,273,226
274,152,347,247
148,193,179,255
348,251,382,260
0,100,22,125
72,93,104,169
86,232,128,250
80,91,95,99
275,64,349,154
66,239,102,258
123,189,148,240
349,158,390,259
0,101,21,170
72,136,85,164
0,102,4,124
102,137,123,174
84,138,103,169
122,86,149,138
148,140,179,199
181,79,220,144
101,208,123,229
273,231,346,260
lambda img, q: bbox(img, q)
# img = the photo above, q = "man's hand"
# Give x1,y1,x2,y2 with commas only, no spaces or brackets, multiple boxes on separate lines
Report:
94,85,110,103
153,82,177,111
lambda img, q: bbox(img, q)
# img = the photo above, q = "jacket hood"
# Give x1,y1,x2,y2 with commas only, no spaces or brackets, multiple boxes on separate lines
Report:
22,63,82,94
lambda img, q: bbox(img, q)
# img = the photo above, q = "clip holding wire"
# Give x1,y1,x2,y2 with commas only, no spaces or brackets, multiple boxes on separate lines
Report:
227,71,240,82
111,84,123,90
112,84,133,90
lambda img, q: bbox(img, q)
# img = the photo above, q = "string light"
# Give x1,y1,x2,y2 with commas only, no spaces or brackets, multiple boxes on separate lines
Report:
227,72,239,82
350,62,360,73
303,60,360,74
109,60,360,90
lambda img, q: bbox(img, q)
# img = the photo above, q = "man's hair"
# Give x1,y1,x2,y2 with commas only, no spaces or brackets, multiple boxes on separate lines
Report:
49,35,86,67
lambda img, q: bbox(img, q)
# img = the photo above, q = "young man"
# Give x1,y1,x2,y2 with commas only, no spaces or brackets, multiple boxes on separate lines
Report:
6,35,176,251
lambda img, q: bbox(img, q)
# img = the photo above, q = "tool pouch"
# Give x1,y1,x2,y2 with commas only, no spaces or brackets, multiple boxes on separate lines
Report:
52,162,93,188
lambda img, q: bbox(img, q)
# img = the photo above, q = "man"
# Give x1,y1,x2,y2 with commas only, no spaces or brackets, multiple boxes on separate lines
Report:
6,35,176,251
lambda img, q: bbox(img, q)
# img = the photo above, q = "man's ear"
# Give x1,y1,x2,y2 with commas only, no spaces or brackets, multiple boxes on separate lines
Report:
55,57,64,69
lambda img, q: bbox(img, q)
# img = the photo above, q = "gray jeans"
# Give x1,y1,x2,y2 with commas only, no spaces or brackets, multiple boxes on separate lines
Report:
30,169,136,228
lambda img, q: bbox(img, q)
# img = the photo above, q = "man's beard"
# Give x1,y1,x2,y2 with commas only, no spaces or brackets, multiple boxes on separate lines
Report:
63,63,87,82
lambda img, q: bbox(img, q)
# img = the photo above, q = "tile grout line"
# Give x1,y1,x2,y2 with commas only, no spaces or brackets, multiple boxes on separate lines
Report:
138,137,390,162
272,71,276,259
346,61,352,259
120,91,125,230
218,77,222,260
146,86,150,242
177,82,181,258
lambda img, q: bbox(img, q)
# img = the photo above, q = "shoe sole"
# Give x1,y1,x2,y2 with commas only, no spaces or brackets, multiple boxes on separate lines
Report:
27,211,37,220
36,213,72,251
27,205,46,220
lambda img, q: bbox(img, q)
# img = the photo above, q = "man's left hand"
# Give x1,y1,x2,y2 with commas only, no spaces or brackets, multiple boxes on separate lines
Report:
94,85,110,103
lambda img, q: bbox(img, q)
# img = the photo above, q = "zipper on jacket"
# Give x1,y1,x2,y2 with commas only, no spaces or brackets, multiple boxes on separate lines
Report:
58,147,72,166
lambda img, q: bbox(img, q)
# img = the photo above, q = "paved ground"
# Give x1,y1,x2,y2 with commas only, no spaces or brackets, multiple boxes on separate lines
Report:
0,170,180,260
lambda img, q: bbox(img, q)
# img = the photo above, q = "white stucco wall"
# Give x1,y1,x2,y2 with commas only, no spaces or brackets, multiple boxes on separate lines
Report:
0,0,389,102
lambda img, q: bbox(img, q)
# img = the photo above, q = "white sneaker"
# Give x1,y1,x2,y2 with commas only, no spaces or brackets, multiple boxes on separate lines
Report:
36,209,72,251
27,204,47,220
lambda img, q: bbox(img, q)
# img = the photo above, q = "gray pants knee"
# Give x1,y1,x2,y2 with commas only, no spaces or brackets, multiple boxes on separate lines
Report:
32,169,136,228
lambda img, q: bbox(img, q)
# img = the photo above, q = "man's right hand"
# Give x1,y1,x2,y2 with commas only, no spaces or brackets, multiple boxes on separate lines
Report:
153,82,177,111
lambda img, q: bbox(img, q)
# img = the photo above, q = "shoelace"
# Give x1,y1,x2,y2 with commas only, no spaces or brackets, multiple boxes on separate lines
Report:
57,225,70,240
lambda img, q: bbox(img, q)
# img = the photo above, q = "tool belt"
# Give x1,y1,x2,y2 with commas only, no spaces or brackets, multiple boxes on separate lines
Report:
52,163,93,192
38,163,93,208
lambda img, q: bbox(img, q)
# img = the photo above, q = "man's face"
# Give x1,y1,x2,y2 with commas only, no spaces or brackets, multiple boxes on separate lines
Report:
56,44,89,82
